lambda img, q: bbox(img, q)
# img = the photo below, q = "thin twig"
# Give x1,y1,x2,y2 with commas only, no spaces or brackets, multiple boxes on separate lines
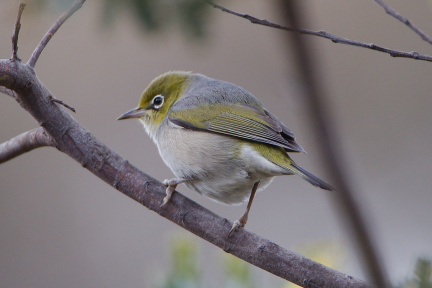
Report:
0,86,18,98
208,1,432,62
373,0,432,46
11,3,26,61
49,95,76,113
27,0,86,68
0,127,56,164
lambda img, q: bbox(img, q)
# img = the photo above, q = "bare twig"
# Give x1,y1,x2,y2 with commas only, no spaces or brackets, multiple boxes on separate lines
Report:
49,95,76,113
27,0,86,68
208,1,432,62
0,127,56,164
0,86,18,98
276,1,390,286
373,0,432,45
11,3,26,61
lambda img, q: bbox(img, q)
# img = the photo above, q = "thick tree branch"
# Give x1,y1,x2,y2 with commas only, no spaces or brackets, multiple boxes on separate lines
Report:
373,0,432,45
11,3,26,61
0,3,373,287
27,0,85,68
0,127,56,164
208,1,432,62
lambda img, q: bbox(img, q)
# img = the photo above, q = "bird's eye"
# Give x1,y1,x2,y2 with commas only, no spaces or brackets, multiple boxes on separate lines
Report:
152,95,164,109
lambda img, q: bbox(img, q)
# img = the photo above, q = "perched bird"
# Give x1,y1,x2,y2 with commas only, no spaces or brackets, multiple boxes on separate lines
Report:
118,71,333,235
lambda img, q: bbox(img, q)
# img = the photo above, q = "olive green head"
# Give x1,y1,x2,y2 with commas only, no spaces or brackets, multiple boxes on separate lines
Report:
117,71,191,131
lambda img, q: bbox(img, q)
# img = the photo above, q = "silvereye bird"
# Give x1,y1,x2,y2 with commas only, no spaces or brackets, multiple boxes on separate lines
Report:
118,71,333,235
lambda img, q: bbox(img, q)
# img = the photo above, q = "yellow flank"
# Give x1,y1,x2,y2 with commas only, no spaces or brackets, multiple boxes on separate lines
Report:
249,141,295,173
138,71,191,126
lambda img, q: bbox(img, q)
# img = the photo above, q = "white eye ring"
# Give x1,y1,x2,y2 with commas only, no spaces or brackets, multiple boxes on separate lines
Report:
152,95,164,109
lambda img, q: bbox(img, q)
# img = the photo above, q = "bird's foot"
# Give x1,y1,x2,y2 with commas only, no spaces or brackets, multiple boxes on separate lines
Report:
160,178,188,207
228,214,248,237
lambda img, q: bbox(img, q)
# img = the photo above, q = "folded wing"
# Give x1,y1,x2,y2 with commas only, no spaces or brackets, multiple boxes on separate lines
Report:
169,103,305,153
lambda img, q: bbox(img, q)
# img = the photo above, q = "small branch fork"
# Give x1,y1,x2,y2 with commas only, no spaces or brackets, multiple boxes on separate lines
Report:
9,1,80,111
0,127,56,164
208,1,432,62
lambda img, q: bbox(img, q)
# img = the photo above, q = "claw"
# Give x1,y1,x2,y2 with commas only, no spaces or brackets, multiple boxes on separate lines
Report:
160,185,175,207
161,196,170,207
228,220,244,237
160,177,188,207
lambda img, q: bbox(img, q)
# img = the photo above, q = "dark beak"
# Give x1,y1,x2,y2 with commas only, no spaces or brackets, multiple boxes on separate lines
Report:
117,107,146,120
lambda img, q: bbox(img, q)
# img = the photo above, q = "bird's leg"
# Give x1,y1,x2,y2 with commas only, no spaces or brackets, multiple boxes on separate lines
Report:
228,181,260,236
161,177,188,207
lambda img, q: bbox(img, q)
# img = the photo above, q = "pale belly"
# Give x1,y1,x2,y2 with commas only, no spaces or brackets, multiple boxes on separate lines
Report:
155,125,288,205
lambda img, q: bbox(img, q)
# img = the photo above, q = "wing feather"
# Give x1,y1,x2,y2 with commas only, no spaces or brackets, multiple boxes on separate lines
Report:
169,103,304,152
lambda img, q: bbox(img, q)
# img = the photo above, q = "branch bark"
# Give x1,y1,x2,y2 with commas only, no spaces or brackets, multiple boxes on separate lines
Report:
0,2,374,287
0,127,56,164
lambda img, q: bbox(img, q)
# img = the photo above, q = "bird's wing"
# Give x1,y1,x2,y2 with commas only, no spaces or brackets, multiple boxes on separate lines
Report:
168,103,305,152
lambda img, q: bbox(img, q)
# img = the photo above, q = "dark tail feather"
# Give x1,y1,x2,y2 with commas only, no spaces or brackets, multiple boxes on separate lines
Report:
291,163,334,191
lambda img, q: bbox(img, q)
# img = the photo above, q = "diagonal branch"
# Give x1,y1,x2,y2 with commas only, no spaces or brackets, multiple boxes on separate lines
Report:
11,3,26,61
0,127,56,164
208,1,432,62
27,0,86,68
373,0,432,46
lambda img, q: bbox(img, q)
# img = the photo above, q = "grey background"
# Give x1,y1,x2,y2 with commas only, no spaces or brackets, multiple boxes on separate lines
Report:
1,0,431,287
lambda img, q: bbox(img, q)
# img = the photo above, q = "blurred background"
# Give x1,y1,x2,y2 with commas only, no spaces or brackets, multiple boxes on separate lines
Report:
0,0,431,287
